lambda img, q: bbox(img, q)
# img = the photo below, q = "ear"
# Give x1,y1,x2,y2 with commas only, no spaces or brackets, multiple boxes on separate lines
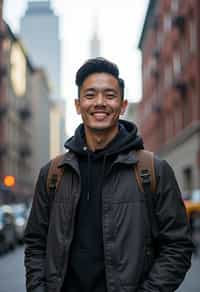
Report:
75,99,81,114
120,99,128,115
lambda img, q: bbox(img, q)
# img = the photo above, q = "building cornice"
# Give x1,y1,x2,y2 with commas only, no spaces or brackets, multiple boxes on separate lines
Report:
138,0,157,49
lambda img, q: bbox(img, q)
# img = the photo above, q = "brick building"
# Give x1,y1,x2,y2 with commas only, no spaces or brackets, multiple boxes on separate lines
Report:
0,0,6,165
0,23,35,202
138,0,200,191
0,22,51,204
0,0,10,203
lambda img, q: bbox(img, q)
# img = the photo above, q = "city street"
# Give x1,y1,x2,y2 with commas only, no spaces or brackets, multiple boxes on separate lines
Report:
0,247,26,292
0,246,199,292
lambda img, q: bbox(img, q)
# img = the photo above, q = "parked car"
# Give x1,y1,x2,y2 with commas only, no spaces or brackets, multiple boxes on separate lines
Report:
184,190,200,254
11,203,27,244
184,189,200,217
0,205,16,253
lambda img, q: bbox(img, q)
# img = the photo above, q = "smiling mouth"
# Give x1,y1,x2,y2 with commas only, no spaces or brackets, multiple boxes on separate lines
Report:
91,112,109,120
91,111,109,115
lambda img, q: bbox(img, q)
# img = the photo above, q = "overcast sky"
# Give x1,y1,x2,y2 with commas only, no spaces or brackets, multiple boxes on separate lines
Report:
4,0,149,136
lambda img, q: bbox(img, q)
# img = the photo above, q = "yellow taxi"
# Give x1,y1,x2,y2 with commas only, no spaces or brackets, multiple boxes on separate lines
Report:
184,190,200,217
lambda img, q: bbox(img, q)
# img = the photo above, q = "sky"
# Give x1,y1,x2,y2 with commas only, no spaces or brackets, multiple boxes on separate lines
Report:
3,0,149,136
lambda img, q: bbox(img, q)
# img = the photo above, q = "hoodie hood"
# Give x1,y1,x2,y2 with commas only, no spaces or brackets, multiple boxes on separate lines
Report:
64,119,144,157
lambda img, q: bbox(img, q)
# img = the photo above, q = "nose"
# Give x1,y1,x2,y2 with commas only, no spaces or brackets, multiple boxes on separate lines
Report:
95,92,106,106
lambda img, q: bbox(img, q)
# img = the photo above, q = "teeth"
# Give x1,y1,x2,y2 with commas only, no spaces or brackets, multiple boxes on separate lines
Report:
90,112,109,116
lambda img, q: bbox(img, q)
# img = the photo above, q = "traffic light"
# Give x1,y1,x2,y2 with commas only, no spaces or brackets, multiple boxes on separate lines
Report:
3,175,16,187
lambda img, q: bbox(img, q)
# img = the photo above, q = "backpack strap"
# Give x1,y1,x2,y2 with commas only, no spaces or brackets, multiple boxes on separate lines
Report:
133,150,158,239
47,154,65,194
133,150,156,194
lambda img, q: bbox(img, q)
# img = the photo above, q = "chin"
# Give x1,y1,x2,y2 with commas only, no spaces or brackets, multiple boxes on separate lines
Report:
91,126,109,131
88,123,116,132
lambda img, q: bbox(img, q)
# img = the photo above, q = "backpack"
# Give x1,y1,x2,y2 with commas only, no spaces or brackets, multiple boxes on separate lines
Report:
46,150,158,239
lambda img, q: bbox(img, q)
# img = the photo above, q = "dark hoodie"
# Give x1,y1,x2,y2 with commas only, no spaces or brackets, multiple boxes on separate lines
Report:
61,120,144,292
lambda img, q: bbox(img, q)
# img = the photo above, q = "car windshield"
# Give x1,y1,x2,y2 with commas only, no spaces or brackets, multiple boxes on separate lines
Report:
12,205,26,218
192,190,200,202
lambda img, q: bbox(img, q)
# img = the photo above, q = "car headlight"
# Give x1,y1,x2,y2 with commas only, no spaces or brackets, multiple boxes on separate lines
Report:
0,222,3,231
16,217,25,227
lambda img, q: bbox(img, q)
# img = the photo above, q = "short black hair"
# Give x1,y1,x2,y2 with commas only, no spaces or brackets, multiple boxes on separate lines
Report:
75,57,125,99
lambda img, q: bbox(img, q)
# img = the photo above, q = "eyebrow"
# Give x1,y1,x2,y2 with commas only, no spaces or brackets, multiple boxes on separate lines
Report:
83,87,118,93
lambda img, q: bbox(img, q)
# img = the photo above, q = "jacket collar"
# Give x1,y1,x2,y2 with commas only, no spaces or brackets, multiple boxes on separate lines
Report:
57,150,80,176
57,149,138,175
113,150,138,165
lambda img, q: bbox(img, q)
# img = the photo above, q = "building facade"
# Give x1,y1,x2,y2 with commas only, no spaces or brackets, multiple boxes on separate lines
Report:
50,99,66,159
0,24,34,202
0,0,7,203
20,0,61,100
138,0,200,192
31,68,51,183
0,22,51,203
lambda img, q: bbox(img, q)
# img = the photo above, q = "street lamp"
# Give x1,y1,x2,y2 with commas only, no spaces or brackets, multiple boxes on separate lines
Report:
3,175,16,188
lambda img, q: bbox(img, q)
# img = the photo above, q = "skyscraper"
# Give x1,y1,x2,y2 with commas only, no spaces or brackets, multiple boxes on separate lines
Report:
90,30,101,58
20,0,66,157
90,17,101,58
20,0,61,100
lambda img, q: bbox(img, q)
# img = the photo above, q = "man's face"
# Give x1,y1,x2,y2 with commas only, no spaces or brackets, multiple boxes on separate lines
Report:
75,73,127,133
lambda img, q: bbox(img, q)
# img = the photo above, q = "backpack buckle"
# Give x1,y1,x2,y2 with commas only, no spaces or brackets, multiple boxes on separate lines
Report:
140,169,151,185
48,174,58,191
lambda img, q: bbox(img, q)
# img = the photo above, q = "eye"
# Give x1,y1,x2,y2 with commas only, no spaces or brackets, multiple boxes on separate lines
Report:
85,93,95,99
106,93,116,99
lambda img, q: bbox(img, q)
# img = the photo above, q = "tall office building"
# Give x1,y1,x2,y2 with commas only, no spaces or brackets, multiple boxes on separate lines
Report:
20,0,66,156
90,17,101,58
20,0,61,100
90,30,101,58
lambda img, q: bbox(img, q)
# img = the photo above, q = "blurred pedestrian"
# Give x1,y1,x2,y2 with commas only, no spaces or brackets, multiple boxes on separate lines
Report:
24,57,193,292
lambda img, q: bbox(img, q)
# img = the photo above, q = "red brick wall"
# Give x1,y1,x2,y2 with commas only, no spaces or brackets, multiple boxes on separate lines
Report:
139,0,200,152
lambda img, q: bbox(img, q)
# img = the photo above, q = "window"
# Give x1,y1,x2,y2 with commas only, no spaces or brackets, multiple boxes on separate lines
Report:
173,52,181,76
157,33,164,48
143,58,157,81
189,21,197,53
171,0,179,13
183,167,193,192
164,15,172,32
164,65,172,87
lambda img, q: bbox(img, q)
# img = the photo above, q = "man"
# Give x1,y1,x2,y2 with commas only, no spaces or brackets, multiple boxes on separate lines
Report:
24,58,193,292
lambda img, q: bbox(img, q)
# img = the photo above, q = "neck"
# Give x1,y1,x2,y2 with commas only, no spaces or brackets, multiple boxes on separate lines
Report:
84,126,119,152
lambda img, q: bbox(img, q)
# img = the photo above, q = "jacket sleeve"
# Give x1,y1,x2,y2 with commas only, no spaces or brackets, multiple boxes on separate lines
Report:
24,163,50,292
139,159,194,292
